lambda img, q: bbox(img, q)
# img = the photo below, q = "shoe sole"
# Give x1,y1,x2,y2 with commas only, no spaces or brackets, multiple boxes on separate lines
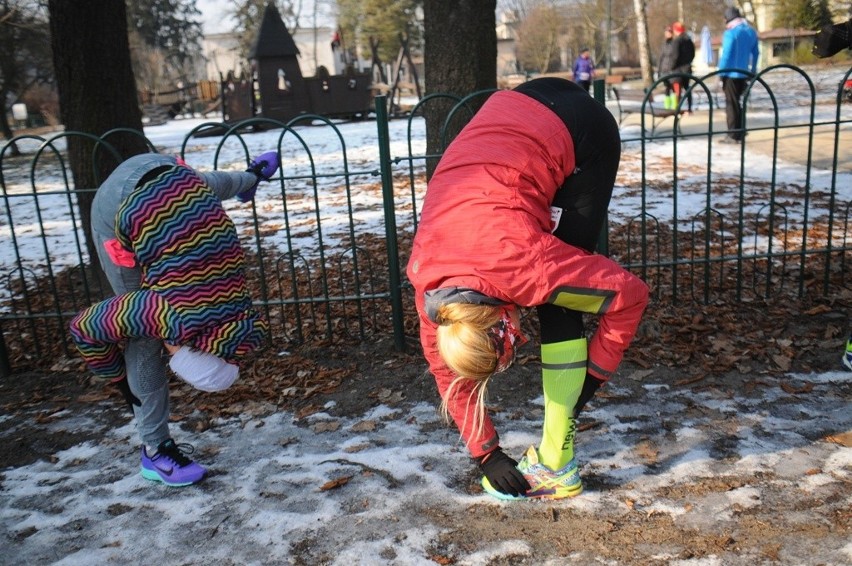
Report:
140,467,203,487
481,477,583,501
525,483,583,499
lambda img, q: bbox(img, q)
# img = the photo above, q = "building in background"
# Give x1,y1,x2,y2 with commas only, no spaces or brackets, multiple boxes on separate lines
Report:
202,32,244,80
203,26,351,82
496,11,520,78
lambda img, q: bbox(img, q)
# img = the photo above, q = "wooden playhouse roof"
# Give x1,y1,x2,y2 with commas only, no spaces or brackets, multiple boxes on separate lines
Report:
249,2,300,59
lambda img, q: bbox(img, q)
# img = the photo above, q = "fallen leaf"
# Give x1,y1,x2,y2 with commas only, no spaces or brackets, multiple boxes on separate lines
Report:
312,421,341,433
772,355,791,371
803,305,831,315
296,405,322,419
626,369,654,381
711,337,735,352
823,432,852,447
350,420,377,432
780,381,814,395
319,475,351,491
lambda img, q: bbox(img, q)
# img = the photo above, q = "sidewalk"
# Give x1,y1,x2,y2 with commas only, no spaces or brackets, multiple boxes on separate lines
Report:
683,109,850,171
613,103,851,171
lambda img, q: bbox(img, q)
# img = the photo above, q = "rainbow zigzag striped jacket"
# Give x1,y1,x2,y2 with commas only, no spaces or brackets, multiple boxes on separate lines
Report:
69,164,268,380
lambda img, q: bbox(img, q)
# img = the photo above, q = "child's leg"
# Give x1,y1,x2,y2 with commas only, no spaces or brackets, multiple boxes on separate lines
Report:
124,340,172,447
93,218,171,448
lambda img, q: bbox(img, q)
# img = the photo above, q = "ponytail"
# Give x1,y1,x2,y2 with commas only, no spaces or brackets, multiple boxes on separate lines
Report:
435,303,503,439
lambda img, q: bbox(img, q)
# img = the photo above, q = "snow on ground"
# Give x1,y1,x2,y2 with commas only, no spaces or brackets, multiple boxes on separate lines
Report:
2,368,850,564
2,67,852,564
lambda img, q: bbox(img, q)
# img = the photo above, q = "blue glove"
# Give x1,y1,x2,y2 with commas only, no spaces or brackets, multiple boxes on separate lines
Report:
247,151,280,181
236,184,258,203
238,151,280,202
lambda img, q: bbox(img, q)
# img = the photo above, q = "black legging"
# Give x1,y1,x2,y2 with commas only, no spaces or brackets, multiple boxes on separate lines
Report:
513,78,621,345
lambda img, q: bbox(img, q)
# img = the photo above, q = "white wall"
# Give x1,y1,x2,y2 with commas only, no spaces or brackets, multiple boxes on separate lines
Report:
202,33,244,80
202,27,365,82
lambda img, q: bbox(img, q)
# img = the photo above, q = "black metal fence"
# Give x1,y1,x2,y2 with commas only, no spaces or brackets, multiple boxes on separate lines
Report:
1,64,850,375
609,65,852,304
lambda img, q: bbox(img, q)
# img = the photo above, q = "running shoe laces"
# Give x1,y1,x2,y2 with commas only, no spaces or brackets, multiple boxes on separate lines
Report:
152,439,194,467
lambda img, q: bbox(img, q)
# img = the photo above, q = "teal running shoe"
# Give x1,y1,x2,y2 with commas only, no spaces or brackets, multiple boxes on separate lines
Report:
481,446,583,500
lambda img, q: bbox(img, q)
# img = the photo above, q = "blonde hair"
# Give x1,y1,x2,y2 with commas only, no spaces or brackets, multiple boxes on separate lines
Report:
435,302,503,439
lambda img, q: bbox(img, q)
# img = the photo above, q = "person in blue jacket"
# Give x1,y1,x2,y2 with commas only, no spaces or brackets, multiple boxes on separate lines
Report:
572,48,595,94
717,7,759,143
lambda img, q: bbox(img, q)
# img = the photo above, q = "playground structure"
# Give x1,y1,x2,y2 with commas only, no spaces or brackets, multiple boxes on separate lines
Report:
140,3,422,127
139,80,221,125
229,2,372,124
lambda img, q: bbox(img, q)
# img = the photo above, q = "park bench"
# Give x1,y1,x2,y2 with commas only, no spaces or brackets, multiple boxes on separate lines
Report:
608,85,685,138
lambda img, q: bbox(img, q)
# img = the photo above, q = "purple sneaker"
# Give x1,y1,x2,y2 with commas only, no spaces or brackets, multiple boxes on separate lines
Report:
140,439,207,487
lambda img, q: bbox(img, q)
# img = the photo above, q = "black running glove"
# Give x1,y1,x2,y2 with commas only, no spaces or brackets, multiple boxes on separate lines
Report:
574,374,605,417
477,448,530,497
112,376,141,415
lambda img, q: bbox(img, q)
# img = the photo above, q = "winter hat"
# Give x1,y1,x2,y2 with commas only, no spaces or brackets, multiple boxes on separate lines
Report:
724,7,741,23
169,347,239,392
672,21,685,34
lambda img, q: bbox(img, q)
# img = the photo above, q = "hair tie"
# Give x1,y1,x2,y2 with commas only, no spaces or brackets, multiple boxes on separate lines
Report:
489,309,528,373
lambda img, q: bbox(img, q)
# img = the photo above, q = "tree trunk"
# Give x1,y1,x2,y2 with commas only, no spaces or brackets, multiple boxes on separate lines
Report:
422,0,497,178
632,0,654,90
0,87,19,156
47,0,149,276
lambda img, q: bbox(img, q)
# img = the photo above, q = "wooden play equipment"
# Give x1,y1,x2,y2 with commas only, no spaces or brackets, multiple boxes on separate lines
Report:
237,2,373,123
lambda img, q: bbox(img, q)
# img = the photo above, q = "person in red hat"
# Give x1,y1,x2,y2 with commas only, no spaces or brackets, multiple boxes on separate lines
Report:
670,21,695,113
658,25,677,109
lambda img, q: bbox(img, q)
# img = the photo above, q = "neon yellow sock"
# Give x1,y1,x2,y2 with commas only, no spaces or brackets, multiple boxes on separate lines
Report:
538,338,587,470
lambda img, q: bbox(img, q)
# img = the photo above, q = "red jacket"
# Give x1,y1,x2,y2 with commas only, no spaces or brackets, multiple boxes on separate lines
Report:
407,90,649,458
